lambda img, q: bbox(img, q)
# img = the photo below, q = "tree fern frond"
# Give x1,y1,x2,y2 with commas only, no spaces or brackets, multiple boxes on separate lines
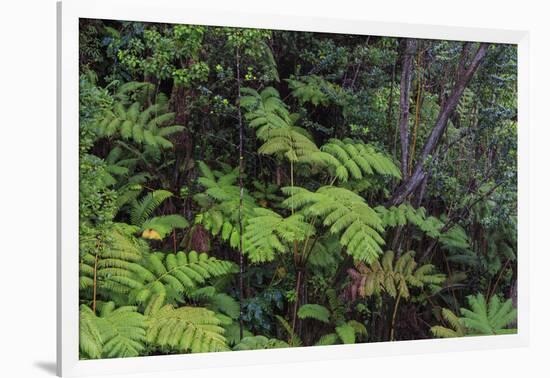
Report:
297,304,331,323
130,190,173,226
282,185,384,263
335,323,355,344
147,305,229,353
79,303,147,359
233,336,289,351
141,214,189,240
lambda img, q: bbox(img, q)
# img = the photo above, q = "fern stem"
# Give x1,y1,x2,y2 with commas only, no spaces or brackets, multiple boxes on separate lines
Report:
291,270,302,332
389,293,401,341
290,160,294,214
92,253,99,313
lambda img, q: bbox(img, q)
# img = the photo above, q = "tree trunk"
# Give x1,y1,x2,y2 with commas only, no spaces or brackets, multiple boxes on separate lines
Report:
397,39,417,179
389,43,489,206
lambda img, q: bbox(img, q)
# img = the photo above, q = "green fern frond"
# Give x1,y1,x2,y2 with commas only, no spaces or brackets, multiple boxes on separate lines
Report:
147,305,229,353
283,185,384,263
460,293,517,335
275,315,302,347
351,250,445,299
244,207,315,263
335,323,355,344
297,304,331,323
241,87,291,137
233,336,289,351
141,214,189,240
286,75,331,107
432,294,516,338
130,190,173,226
315,333,339,346
128,251,236,314
95,93,182,149
79,303,147,359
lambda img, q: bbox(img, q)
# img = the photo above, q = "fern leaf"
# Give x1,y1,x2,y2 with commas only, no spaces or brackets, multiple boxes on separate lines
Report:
297,304,331,323
147,305,229,353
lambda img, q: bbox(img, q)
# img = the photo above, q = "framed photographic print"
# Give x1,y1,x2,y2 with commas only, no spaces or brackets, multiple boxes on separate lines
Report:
57,0,529,376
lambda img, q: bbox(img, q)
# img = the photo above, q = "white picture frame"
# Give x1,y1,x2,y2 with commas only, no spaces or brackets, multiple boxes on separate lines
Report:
57,0,530,376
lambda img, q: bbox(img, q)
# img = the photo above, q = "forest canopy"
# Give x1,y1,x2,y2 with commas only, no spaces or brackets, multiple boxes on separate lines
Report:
78,19,518,358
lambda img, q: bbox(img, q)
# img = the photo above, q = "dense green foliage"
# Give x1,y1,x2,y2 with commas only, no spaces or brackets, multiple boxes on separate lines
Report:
79,19,518,358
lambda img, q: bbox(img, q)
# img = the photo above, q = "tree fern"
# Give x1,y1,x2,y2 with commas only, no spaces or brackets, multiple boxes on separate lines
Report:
286,75,331,107
128,251,237,315
241,87,335,170
298,292,367,345
461,293,517,335
146,304,229,353
282,186,385,263
79,303,147,359
348,250,446,299
128,190,189,240
187,286,240,320
194,161,259,251
321,138,401,182
275,315,303,347
375,203,470,252
297,304,331,323
130,189,173,226
141,215,189,240
334,323,356,344
430,308,465,338
95,95,183,149
243,207,315,263
233,335,289,350
240,87,292,136
431,294,517,337
306,235,342,271
79,224,147,298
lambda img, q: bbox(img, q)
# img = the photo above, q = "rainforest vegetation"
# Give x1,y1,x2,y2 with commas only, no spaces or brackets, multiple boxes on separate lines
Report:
78,19,518,358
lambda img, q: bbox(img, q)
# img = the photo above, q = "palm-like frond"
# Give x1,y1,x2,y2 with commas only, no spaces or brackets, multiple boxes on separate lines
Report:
128,251,237,315
431,294,517,338
321,138,401,182
375,203,470,252
141,214,189,240
130,190,173,227
282,186,385,263
243,207,315,263
194,161,257,250
95,93,183,149
349,250,446,299
461,293,517,335
240,87,292,136
297,304,330,323
286,75,331,107
147,305,229,353
79,303,147,359
233,335,289,351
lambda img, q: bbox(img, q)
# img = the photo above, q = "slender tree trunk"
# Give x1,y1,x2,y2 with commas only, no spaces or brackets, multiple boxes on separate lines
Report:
389,43,489,206
388,60,397,159
235,48,245,340
92,253,98,313
409,47,424,175
397,39,417,179
390,293,402,341
291,270,302,332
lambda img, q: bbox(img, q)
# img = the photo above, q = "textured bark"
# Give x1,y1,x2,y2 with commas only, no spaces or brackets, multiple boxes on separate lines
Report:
397,39,417,179
389,42,490,206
